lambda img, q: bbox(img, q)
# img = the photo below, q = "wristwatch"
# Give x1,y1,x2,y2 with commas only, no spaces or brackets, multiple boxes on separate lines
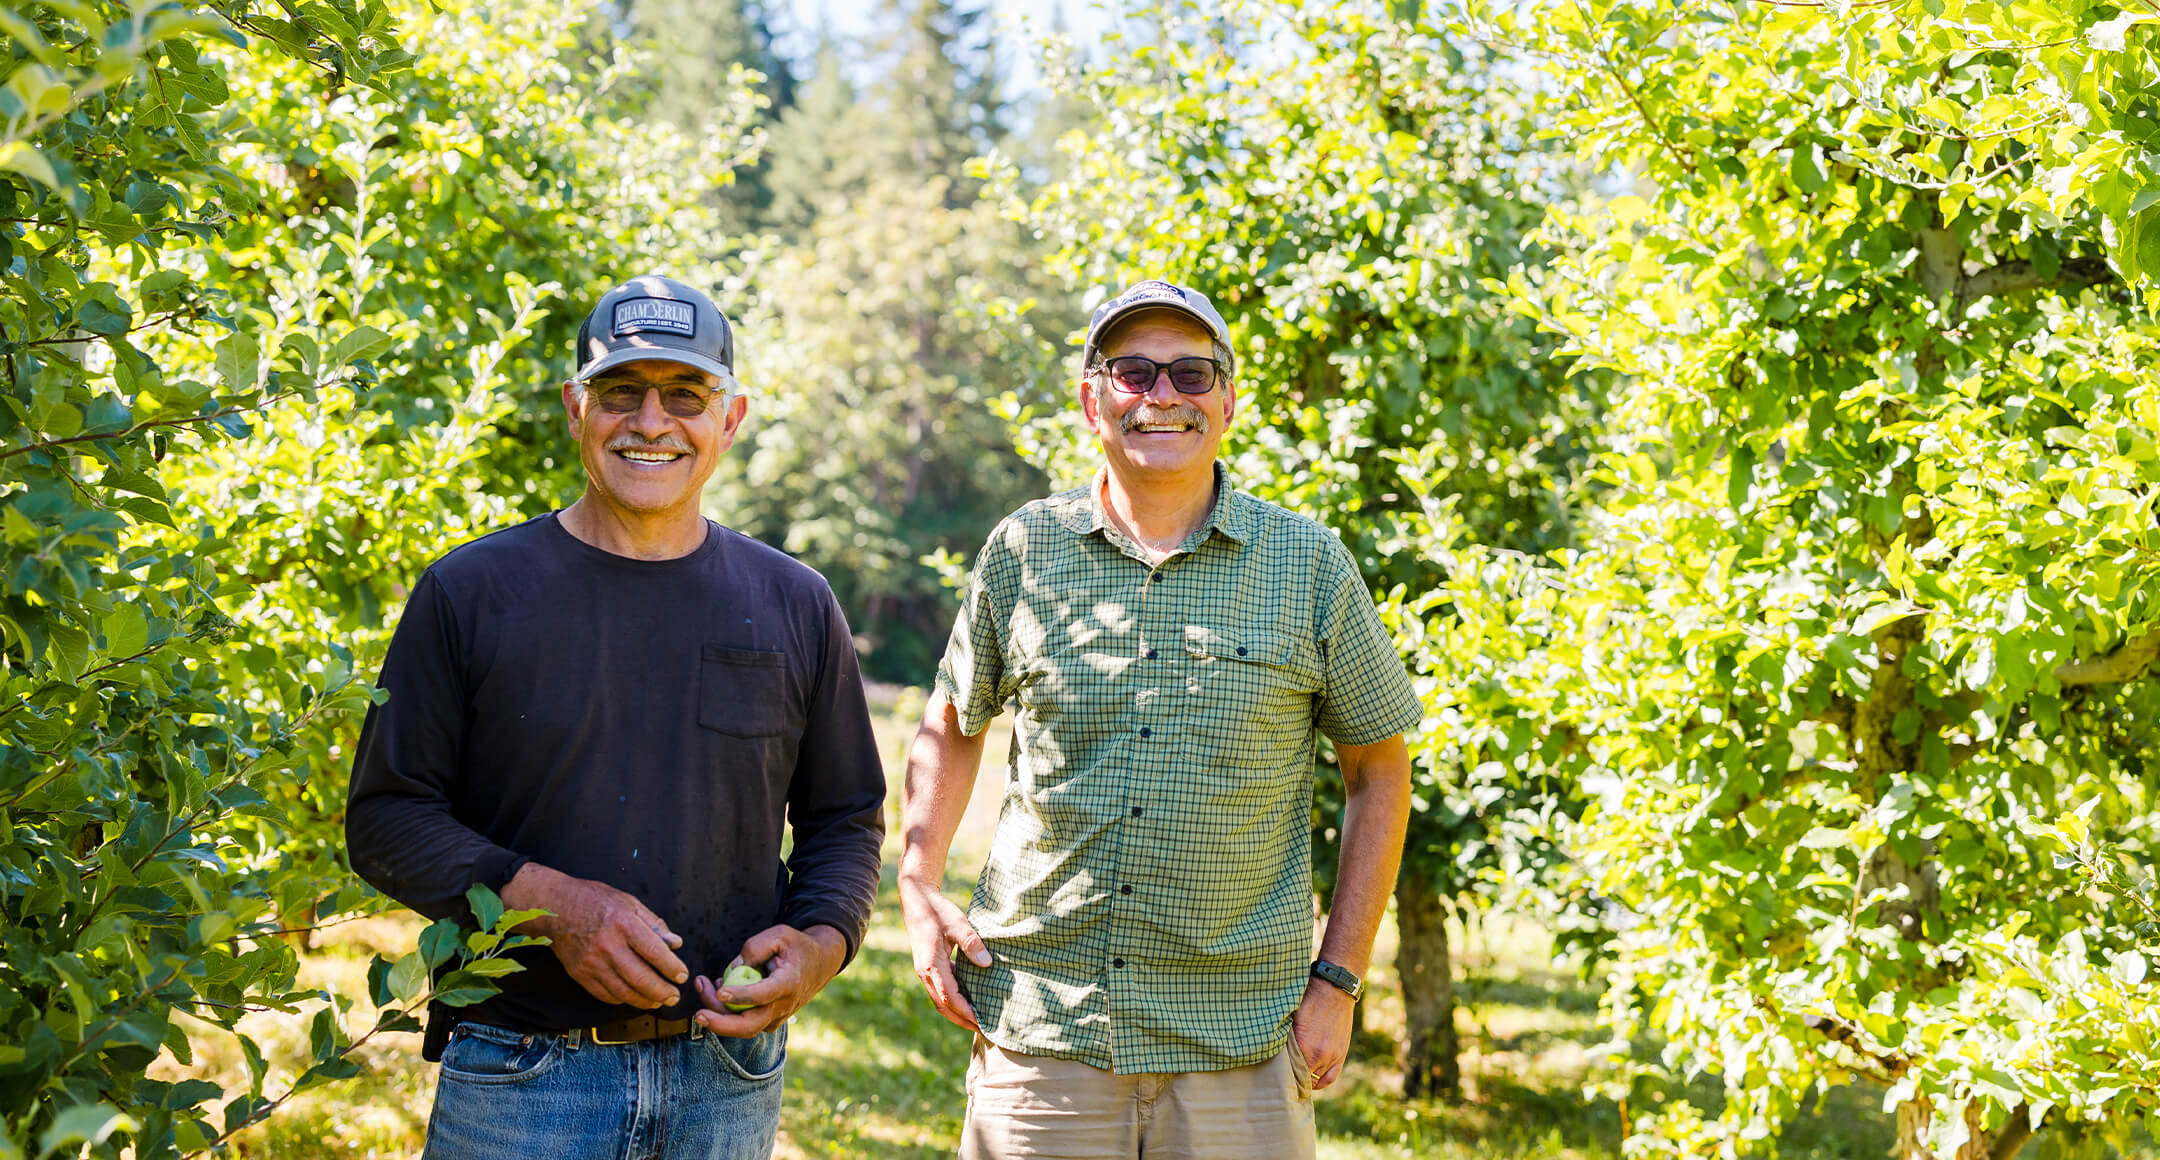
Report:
1310,959,1363,1000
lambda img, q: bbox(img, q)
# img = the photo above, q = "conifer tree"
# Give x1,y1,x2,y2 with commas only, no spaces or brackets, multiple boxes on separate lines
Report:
712,0,1068,681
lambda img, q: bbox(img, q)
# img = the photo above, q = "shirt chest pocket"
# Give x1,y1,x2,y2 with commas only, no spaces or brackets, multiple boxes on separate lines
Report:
699,646,792,738
1182,625,1323,753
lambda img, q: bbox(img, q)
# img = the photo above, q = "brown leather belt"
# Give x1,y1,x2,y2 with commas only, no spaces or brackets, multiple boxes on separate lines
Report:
583,1014,696,1044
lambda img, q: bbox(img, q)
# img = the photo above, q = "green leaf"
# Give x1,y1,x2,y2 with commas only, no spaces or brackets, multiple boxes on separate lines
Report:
214,333,260,392
46,622,89,683
1728,442,1756,512
0,142,60,190
465,883,505,932
76,301,131,337
419,918,460,969
1800,827,1849,849
386,952,428,1006
293,1057,362,1091
37,1104,134,1158
307,1006,338,1062
102,604,148,658
280,332,321,374
1791,143,1827,194
2030,232,2061,282
2124,207,2160,286
366,955,394,1009
328,325,394,366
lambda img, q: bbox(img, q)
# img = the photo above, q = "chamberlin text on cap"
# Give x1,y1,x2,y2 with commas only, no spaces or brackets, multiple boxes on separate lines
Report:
573,275,737,383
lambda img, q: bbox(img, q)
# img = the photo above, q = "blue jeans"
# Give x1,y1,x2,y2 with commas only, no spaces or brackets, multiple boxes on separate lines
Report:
421,1021,787,1160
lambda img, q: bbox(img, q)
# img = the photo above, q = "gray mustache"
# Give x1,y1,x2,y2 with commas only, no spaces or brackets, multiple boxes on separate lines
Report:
1123,404,1208,434
607,439,693,454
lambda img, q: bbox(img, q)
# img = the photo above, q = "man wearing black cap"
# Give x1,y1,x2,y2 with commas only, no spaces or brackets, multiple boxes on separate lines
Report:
346,275,886,1159
897,279,1419,1157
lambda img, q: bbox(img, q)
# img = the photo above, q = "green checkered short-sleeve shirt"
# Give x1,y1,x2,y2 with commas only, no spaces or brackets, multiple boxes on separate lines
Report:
933,463,1423,1074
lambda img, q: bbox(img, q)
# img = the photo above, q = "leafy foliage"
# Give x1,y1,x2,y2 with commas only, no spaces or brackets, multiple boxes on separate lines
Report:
0,0,750,1152
1434,0,2160,1154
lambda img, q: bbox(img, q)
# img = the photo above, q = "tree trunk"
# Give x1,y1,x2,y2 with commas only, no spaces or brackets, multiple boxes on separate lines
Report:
1395,871,1459,1100
1851,545,2030,1160
1896,1095,2033,1160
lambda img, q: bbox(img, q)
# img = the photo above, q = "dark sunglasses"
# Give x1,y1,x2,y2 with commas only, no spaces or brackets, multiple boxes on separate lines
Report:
583,380,720,418
1093,355,1225,395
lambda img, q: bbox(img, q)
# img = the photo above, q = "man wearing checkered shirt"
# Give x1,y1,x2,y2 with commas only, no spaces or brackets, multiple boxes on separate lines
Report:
897,279,1420,1157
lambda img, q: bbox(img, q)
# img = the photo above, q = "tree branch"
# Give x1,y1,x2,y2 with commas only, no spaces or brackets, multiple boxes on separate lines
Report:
1989,1105,2036,1160
1801,1012,1909,1082
1961,256,2114,303
2055,631,2160,686
1586,33,1702,187
0,389,300,462
1917,227,1962,301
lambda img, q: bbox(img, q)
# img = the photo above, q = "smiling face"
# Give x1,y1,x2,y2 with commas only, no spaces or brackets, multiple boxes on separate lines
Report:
1081,310,1236,486
563,357,746,528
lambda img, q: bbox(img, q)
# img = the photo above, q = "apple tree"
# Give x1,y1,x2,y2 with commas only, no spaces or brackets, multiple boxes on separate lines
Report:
1455,0,2160,1155
0,0,749,1153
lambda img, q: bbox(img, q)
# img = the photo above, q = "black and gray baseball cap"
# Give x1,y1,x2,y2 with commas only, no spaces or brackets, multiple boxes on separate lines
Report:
573,275,736,382
1080,278,1231,372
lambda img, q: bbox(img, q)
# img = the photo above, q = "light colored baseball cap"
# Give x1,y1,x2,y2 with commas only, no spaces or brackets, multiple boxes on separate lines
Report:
1079,278,1231,373
573,275,735,382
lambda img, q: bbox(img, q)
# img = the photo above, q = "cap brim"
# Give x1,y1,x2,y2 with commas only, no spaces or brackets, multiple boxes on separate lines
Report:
574,345,733,383
1081,302,1228,369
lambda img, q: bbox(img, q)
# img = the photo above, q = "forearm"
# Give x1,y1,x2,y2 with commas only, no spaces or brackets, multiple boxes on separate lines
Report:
497,861,573,934
898,693,988,887
1318,736,1413,974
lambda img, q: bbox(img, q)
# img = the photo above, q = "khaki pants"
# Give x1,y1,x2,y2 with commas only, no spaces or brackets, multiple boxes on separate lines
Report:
959,1036,1317,1159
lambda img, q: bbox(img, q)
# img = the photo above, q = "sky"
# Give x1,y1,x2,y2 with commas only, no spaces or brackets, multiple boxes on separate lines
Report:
772,0,1114,98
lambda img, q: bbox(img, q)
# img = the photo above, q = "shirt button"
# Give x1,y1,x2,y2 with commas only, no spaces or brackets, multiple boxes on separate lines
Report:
1130,806,1143,818
1144,648,1157,659
1236,646,1248,656
1120,884,1133,895
1138,727,1152,738
1112,958,1126,969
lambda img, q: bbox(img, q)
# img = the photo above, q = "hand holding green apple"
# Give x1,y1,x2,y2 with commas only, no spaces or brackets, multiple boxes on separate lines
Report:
721,961,764,1012
692,923,849,1037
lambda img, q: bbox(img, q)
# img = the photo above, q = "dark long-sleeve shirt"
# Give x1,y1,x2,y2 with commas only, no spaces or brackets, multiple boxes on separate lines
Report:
346,514,885,1055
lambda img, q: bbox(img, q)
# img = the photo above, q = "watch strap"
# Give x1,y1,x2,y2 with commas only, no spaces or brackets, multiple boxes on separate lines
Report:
1310,958,1363,1000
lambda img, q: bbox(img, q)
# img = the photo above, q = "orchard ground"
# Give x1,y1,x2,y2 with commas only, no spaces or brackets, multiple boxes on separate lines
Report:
169,685,2044,1158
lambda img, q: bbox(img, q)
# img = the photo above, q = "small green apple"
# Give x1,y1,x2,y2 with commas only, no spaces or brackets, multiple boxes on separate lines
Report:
721,962,764,1012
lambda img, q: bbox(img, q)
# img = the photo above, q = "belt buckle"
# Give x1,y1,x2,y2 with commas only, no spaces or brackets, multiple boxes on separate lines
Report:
589,1015,649,1045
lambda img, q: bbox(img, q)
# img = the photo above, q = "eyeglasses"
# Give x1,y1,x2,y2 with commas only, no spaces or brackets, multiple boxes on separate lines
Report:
1092,355,1225,395
582,379,721,418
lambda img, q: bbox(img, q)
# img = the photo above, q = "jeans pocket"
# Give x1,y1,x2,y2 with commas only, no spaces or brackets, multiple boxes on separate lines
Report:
698,646,789,737
703,1024,787,1082
438,1023,562,1086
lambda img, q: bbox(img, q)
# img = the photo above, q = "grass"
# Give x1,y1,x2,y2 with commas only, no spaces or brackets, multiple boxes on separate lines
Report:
170,688,1933,1158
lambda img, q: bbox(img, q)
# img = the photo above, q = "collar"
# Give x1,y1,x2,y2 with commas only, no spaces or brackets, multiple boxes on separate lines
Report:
1050,461,1256,550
